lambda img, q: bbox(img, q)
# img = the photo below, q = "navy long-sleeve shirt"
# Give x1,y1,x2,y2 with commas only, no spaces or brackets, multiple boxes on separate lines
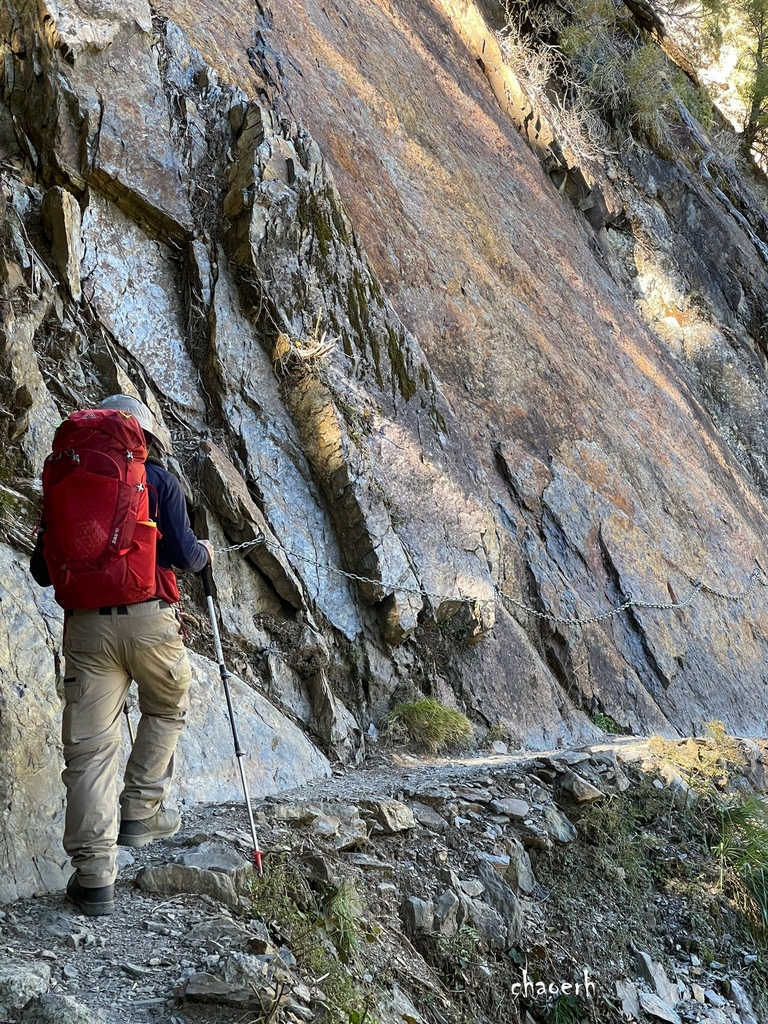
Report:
30,460,209,587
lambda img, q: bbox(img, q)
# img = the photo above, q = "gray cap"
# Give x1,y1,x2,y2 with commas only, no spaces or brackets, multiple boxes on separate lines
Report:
97,394,167,451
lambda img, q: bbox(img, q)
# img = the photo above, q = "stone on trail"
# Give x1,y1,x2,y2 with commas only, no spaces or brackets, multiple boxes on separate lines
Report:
557,770,605,804
136,862,249,910
362,798,416,833
0,964,51,1015
174,840,248,872
22,993,108,1024
638,990,682,1024
489,797,530,818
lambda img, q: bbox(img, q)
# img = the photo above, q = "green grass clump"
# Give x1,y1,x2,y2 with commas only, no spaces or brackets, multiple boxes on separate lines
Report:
716,797,768,930
385,698,473,753
591,711,622,734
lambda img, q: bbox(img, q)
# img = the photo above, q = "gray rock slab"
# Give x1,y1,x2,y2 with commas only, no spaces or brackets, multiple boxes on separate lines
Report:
183,972,250,1004
490,797,531,818
136,863,249,910
635,950,678,1007
466,900,507,948
415,798,450,831
174,651,331,806
0,964,51,1015
638,990,682,1024
22,993,108,1023
542,804,578,844
557,770,605,803
401,896,434,934
175,841,248,872
433,889,460,937
615,978,641,1018
362,798,415,833
477,860,523,946
41,186,82,302
0,548,68,902
502,837,536,895
80,194,202,414
728,978,758,1024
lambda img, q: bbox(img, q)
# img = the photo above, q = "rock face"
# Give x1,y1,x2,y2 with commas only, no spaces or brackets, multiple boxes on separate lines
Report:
2,0,768,896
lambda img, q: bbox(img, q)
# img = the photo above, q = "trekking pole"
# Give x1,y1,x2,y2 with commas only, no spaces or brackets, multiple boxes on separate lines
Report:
201,564,264,874
123,704,135,745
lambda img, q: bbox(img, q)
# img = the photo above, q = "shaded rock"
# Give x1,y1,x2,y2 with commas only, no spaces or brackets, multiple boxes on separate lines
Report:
502,837,536,895
541,804,578,844
304,668,364,764
433,889,461,937
41,187,82,302
476,861,523,947
465,900,507,949
21,993,107,1023
401,897,434,935
0,963,51,1014
410,802,449,831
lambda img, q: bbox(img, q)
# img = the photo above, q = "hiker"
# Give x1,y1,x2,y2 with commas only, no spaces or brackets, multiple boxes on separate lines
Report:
30,395,213,916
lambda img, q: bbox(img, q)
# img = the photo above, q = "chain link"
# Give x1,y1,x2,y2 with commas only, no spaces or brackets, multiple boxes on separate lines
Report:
216,535,763,626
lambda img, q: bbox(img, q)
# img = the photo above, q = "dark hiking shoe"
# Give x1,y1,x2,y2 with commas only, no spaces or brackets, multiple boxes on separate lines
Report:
117,806,181,848
66,874,115,917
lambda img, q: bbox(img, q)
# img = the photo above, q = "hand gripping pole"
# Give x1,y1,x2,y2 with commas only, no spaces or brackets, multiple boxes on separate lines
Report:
201,564,263,873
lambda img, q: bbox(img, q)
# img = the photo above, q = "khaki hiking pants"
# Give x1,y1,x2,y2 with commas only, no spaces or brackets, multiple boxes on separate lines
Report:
62,601,192,887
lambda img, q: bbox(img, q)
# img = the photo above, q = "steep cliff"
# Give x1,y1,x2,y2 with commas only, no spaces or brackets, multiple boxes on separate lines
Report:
1,0,768,898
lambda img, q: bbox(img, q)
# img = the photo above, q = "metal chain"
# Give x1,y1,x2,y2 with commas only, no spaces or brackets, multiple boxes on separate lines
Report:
216,535,763,625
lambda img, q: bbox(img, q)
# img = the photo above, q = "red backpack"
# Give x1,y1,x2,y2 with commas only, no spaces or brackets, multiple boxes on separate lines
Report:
41,408,159,609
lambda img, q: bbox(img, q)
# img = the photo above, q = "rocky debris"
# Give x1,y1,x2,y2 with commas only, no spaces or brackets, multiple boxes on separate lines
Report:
136,841,254,911
0,964,51,1016
0,743,767,1024
361,798,415,834
21,994,107,1023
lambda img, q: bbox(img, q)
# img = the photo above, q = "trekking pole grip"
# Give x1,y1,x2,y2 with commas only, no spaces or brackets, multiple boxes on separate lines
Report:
201,563,214,600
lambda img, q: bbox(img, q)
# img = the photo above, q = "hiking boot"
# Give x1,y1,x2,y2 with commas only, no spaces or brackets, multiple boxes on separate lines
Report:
66,874,115,917
117,806,181,848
